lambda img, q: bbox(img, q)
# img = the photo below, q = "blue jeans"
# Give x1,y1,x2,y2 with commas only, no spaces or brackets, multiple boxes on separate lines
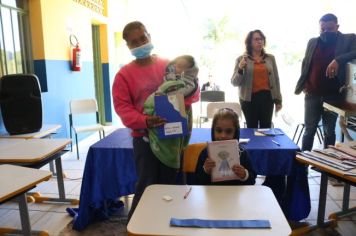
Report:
302,94,338,151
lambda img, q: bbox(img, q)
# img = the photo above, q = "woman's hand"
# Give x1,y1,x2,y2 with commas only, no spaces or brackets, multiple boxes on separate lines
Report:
232,164,246,179
275,103,282,113
146,115,166,128
203,157,216,174
238,55,248,70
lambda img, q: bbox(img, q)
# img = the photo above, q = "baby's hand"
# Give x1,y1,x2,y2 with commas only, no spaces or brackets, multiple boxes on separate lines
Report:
232,164,246,179
203,157,216,174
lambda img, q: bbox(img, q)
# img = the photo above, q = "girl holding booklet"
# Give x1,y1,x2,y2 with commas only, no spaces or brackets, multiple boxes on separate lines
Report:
195,108,256,185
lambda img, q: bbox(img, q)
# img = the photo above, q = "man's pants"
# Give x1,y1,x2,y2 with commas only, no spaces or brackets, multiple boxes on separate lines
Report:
302,93,338,151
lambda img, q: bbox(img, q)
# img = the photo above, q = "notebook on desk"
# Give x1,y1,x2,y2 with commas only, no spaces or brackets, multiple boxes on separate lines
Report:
256,129,284,136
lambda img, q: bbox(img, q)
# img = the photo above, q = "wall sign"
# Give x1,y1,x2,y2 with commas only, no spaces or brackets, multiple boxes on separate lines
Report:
73,0,105,15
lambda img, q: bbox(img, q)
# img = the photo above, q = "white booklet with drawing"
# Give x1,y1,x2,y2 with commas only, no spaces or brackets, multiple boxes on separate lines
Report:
208,139,240,182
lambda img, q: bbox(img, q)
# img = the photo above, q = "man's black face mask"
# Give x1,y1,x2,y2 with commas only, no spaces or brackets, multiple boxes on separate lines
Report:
320,31,337,45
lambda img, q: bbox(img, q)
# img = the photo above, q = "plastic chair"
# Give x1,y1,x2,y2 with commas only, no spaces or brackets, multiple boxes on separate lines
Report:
281,112,323,145
182,142,207,184
198,90,225,127
293,123,323,145
69,99,105,159
207,102,243,122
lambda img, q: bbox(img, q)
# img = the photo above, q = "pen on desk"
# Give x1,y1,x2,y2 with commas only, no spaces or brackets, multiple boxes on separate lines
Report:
183,186,192,199
271,139,280,146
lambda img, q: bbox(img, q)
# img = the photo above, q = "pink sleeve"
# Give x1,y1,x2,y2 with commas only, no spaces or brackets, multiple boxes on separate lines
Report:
112,72,147,129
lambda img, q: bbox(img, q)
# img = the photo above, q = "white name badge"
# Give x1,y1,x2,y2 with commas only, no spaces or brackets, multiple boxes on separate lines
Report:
164,122,183,136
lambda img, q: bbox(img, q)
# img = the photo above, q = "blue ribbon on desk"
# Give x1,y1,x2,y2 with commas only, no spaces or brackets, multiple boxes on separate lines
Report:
170,218,271,228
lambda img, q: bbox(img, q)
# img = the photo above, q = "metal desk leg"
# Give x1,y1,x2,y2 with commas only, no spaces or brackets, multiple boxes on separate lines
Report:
30,155,79,205
342,184,350,211
18,194,31,236
295,172,335,234
317,172,328,226
55,157,65,199
329,183,356,220
49,161,57,176
0,194,49,236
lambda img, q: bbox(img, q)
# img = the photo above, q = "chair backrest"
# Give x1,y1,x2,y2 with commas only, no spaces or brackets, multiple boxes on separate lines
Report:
0,74,42,134
70,99,98,115
206,102,242,119
182,142,207,173
281,112,295,127
200,90,225,102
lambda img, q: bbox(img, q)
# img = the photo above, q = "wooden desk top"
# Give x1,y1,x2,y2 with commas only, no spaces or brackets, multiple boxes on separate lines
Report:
127,185,291,236
0,138,70,163
0,164,52,202
296,154,356,183
0,138,25,149
0,124,61,139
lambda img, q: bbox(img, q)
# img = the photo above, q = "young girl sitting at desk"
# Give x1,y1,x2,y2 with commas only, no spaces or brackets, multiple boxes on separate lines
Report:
195,108,256,185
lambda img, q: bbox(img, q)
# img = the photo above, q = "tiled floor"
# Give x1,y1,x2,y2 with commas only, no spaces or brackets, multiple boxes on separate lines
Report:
0,126,355,236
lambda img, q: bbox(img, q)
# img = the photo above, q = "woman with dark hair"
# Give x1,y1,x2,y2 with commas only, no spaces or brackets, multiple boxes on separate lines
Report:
195,108,256,185
231,30,282,128
231,30,285,205
112,21,173,222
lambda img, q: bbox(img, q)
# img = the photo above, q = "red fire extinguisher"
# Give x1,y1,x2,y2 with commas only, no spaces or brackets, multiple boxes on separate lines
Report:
72,44,81,71
70,35,81,71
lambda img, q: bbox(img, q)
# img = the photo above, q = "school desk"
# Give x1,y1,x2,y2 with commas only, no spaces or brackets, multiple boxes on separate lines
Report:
0,138,77,204
0,124,62,174
0,124,61,139
0,164,52,236
73,128,310,230
296,153,356,234
127,184,291,236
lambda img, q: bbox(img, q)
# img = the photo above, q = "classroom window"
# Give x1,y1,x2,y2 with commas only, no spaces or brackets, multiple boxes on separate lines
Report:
0,0,31,77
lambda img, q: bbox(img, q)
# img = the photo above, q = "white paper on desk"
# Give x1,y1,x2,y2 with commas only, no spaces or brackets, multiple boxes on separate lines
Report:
333,142,356,158
254,131,266,136
303,151,354,171
239,138,250,144
344,170,356,177
342,160,356,167
256,129,284,136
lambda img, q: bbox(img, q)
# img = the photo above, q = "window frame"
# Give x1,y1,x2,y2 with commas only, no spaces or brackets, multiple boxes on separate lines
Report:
0,0,33,77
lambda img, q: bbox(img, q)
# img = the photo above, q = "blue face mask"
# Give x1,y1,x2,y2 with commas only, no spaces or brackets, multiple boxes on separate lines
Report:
130,42,154,59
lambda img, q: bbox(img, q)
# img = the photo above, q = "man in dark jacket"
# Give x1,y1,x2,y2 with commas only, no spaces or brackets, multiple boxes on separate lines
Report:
295,13,356,151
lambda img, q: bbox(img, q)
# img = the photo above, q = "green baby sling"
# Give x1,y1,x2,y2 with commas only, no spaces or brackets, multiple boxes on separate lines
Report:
144,80,192,169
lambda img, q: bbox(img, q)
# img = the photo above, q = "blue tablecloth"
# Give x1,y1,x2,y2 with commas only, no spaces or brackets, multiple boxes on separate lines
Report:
192,128,301,175
73,128,137,230
73,128,310,230
190,128,311,221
